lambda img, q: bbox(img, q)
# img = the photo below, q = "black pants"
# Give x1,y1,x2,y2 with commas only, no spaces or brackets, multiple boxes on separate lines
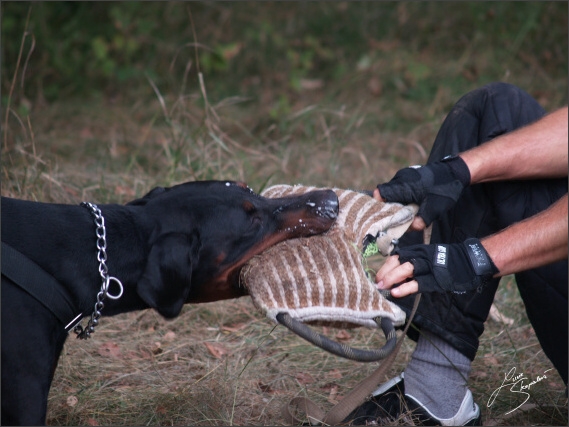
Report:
395,82,568,385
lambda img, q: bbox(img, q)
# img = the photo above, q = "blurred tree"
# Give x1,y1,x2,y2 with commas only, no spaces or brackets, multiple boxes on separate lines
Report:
1,2,566,105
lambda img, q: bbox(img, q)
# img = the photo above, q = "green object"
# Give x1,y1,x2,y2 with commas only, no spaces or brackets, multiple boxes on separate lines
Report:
363,240,379,258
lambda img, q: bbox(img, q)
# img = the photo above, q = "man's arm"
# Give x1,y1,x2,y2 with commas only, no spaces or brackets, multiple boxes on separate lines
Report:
374,106,568,231
462,106,568,183
482,193,568,276
377,193,568,297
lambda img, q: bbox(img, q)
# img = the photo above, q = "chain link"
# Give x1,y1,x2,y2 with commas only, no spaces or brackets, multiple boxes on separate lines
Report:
74,202,124,339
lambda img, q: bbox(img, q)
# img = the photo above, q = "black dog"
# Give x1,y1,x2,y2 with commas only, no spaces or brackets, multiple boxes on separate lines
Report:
1,180,339,425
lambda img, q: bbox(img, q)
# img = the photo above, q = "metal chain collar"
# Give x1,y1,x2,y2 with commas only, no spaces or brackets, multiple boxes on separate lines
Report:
74,202,124,339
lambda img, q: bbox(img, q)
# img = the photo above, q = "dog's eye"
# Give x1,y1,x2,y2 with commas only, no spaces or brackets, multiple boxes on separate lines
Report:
243,201,262,227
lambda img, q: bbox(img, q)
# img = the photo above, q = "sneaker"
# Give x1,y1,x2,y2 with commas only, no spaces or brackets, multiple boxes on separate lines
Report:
343,374,482,426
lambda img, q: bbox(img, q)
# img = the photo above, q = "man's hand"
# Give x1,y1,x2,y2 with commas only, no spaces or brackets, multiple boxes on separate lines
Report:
376,238,498,298
375,156,470,229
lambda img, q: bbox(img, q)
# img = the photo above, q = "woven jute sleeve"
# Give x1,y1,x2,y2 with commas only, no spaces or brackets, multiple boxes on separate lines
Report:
241,185,417,329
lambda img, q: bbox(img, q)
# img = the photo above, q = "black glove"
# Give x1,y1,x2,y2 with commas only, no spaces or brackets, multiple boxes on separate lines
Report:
393,238,498,294
377,155,470,226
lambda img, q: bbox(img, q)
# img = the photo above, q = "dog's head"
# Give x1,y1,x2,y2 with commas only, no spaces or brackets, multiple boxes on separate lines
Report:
129,181,339,318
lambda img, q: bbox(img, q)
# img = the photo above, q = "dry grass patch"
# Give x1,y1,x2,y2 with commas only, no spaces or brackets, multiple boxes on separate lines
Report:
45,284,567,425
46,298,418,426
4,93,566,426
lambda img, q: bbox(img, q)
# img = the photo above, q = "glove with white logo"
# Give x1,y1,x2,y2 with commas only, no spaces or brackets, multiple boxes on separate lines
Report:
377,156,470,226
392,238,499,294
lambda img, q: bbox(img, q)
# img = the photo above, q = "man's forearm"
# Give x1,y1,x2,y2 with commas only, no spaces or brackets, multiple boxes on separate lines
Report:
481,194,568,277
461,106,568,184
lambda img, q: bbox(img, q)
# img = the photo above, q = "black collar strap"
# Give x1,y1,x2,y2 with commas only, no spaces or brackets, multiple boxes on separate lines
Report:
1,242,82,331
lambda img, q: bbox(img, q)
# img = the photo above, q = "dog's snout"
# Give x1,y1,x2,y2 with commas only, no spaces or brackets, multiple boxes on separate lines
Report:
310,190,339,219
270,189,338,237
321,199,339,219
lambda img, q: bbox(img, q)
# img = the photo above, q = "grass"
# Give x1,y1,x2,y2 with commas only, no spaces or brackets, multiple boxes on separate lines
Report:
2,3,568,425
42,286,567,426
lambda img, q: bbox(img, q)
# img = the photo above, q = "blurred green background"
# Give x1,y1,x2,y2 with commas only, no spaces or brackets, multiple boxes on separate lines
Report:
2,1,567,200
3,2,567,109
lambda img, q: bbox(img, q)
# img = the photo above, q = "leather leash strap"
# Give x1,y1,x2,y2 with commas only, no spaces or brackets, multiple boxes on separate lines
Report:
282,295,420,425
282,225,431,426
1,242,80,329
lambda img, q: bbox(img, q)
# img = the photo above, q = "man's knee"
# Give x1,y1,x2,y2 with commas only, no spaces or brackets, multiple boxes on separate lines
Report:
456,82,544,124
428,82,546,161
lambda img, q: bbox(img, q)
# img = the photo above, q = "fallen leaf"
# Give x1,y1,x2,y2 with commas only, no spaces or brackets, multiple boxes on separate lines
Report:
152,342,162,355
220,42,243,61
87,418,99,426
327,369,343,379
320,382,339,392
368,38,401,52
471,370,488,379
124,350,141,360
367,77,383,97
221,322,247,333
489,304,514,325
258,382,272,393
163,331,177,342
67,395,78,407
483,353,499,366
300,78,324,90
98,341,122,359
258,381,286,395
335,330,352,341
326,384,339,404
137,345,153,360
296,372,315,385
204,342,227,359
80,127,93,139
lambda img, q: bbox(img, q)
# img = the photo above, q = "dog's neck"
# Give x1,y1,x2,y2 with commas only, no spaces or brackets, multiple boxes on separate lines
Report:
90,204,152,315
2,198,151,317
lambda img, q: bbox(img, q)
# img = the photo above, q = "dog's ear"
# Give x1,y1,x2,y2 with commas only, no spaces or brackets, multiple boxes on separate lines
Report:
137,232,199,318
127,187,167,206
